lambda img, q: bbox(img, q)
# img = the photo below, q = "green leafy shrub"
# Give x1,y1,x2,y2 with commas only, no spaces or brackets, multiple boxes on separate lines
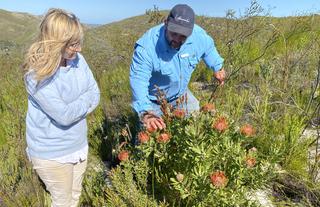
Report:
109,100,280,206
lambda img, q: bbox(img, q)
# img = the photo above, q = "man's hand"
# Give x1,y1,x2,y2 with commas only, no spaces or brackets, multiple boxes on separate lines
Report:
141,111,166,131
214,67,226,85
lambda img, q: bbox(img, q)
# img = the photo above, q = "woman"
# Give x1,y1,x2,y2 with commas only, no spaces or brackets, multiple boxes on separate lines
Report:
23,8,100,207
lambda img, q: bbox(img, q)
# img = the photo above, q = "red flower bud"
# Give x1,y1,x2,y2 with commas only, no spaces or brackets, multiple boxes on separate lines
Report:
213,117,228,133
245,156,256,168
138,131,150,143
210,171,228,188
157,133,171,143
201,103,215,113
240,124,255,137
173,108,186,119
118,150,129,162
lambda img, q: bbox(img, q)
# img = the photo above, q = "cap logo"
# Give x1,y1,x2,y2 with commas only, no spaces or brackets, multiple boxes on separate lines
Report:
175,16,190,23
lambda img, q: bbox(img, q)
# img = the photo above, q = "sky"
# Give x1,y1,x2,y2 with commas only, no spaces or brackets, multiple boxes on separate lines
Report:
0,0,320,24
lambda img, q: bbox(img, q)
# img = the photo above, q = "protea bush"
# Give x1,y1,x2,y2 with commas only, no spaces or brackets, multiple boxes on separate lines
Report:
110,101,279,206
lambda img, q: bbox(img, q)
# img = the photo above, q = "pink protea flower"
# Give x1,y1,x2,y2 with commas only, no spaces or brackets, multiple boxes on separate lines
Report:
240,124,256,137
118,150,129,162
245,156,256,168
201,103,215,113
210,171,228,188
176,173,184,182
248,147,257,153
157,132,171,143
138,131,150,143
212,117,228,133
173,108,186,119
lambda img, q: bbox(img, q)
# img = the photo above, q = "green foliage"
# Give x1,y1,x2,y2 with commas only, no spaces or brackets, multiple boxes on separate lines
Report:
145,5,166,25
108,106,278,206
81,155,110,206
105,162,165,207
82,153,168,207
97,64,132,117
1,2,320,206
0,9,38,44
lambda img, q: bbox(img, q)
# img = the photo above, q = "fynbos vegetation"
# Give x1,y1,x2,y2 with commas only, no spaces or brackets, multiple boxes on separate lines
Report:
1,1,320,206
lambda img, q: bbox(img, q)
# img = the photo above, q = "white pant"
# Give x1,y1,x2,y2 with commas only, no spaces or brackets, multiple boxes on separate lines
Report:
31,157,87,207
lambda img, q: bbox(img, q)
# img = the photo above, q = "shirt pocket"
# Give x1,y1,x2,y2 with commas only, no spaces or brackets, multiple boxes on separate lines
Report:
188,56,199,71
154,60,173,76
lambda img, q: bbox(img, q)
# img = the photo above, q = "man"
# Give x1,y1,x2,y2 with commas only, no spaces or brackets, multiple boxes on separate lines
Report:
130,4,225,131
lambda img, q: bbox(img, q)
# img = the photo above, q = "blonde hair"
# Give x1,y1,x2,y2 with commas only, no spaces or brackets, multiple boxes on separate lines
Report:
23,8,83,81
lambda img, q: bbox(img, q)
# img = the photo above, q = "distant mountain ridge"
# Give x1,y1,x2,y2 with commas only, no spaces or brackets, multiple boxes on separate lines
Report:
2,8,320,60
0,9,104,49
0,9,39,44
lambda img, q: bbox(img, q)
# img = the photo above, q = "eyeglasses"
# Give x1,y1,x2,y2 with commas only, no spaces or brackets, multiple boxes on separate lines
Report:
67,42,81,51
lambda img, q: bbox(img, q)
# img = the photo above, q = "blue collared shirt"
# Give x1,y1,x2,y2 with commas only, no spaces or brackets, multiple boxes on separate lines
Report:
130,23,224,115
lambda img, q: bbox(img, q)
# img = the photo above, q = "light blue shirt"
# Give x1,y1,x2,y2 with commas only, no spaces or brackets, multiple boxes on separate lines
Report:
130,24,224,115
25,53,100,160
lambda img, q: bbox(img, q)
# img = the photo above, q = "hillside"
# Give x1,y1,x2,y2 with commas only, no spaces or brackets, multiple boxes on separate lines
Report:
1,7,320,206
0,9,39,49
